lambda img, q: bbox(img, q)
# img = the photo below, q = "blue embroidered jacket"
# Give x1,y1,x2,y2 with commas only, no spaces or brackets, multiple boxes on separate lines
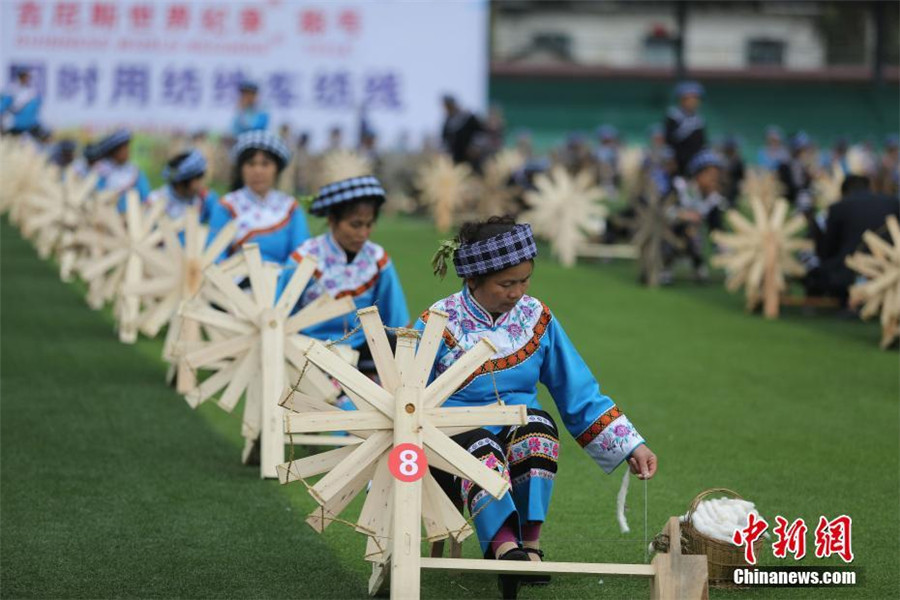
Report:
279,232,410,348
415,286,645,474
207,187,310,265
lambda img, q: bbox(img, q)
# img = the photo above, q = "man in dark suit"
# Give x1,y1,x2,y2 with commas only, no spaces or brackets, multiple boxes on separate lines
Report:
806,174,900,303
441,94,484,168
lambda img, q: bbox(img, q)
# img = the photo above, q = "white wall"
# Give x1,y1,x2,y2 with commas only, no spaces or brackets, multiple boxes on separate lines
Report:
494,8,825,69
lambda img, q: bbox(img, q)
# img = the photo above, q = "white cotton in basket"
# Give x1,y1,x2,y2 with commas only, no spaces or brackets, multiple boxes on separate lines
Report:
679,497,769,544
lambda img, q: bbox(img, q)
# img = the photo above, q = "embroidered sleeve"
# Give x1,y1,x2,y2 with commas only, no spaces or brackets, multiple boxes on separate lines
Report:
539,315,645,474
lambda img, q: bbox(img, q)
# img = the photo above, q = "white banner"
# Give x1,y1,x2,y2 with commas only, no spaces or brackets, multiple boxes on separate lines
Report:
0,0,488,149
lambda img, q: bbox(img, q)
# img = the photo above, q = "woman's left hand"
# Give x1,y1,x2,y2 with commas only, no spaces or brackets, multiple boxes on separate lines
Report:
627,445,657,480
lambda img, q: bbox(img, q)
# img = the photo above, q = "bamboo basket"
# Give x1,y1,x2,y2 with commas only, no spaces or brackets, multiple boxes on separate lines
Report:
682,487,763,588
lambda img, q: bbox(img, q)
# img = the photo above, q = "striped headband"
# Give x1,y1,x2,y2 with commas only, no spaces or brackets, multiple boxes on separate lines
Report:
310,175,386,216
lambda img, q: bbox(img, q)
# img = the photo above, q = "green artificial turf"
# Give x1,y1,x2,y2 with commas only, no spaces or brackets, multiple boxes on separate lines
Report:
2,216,897,599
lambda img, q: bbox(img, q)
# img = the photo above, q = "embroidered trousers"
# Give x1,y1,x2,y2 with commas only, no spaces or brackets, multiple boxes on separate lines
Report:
432,408,560,556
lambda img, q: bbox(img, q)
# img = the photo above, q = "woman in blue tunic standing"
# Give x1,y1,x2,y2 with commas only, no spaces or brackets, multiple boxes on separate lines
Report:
420,216,657,598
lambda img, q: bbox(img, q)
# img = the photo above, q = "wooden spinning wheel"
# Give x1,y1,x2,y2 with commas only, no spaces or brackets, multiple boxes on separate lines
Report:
118,206,238,392
521,165,608,267
711,197,811,319
415,154,474,233
846,215,900,349
179,244,358,478
627,183,683,287
277,306,526,596
75,191,170,341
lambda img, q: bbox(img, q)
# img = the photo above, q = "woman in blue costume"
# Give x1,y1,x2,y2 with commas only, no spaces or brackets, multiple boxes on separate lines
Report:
207,130,310,265
93,129,151,212
0,67,41,134
280,175,409,388
147,149,217,222
419,216,657,598
231,80,269,136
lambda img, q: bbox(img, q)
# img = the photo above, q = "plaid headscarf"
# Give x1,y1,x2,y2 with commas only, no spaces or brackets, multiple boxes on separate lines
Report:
94,129,131,158
452,223,537,278
230,130,291,170
162,149,207,184
310,175,386,217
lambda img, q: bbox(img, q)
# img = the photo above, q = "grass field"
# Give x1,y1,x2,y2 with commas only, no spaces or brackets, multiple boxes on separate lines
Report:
1,215,897,599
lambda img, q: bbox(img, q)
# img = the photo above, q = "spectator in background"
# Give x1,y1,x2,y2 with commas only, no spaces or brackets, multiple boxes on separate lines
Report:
514,129,534,160
72,142,102,178
559,132,593,175
594,124,621,191
484,104,506,154
278,123,293,145
93,129,151,212
0,66,41,135
684,148,726,235
231,80,269,136
440,94,484,167
644,123,669,167
719,135,745,207
757,125,788,170
665,80,706,176
806,174,900,305
291,132,313,196
777,131,815,211
874,135,899,197
821,137,850,175
327,126,343,153
49,139,77,169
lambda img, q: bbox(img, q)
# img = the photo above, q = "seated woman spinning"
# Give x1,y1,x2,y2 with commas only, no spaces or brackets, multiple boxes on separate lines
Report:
280,175,409,382
147,149,217,222
207,130,310,265
418,216,657,597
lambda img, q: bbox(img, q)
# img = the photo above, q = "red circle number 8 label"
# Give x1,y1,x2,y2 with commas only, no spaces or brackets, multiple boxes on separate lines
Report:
388,443,428,482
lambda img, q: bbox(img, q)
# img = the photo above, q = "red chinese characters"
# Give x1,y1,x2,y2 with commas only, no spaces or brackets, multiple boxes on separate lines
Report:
18,1,42,28
814,515,854,563
201,7,226,34
337,9,360,35
731,513,768,565
239,7,262,33
299,9,324,34
91,2,117,28
166,5,190,30
53,2,79,28
129,4,153,30
772,516,808,560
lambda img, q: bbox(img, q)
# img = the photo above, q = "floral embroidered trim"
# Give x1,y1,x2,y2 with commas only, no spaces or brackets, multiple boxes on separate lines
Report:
420,302,552,386
576,406,623,447
291,252,390,299
232,203,296,249
506,433,560,466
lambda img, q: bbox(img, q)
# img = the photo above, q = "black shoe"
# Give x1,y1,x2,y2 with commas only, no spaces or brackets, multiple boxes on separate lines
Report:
497,547,529,599
521,548,550,586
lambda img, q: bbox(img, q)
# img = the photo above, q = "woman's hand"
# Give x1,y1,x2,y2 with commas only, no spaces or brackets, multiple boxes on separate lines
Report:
627,445,657,480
